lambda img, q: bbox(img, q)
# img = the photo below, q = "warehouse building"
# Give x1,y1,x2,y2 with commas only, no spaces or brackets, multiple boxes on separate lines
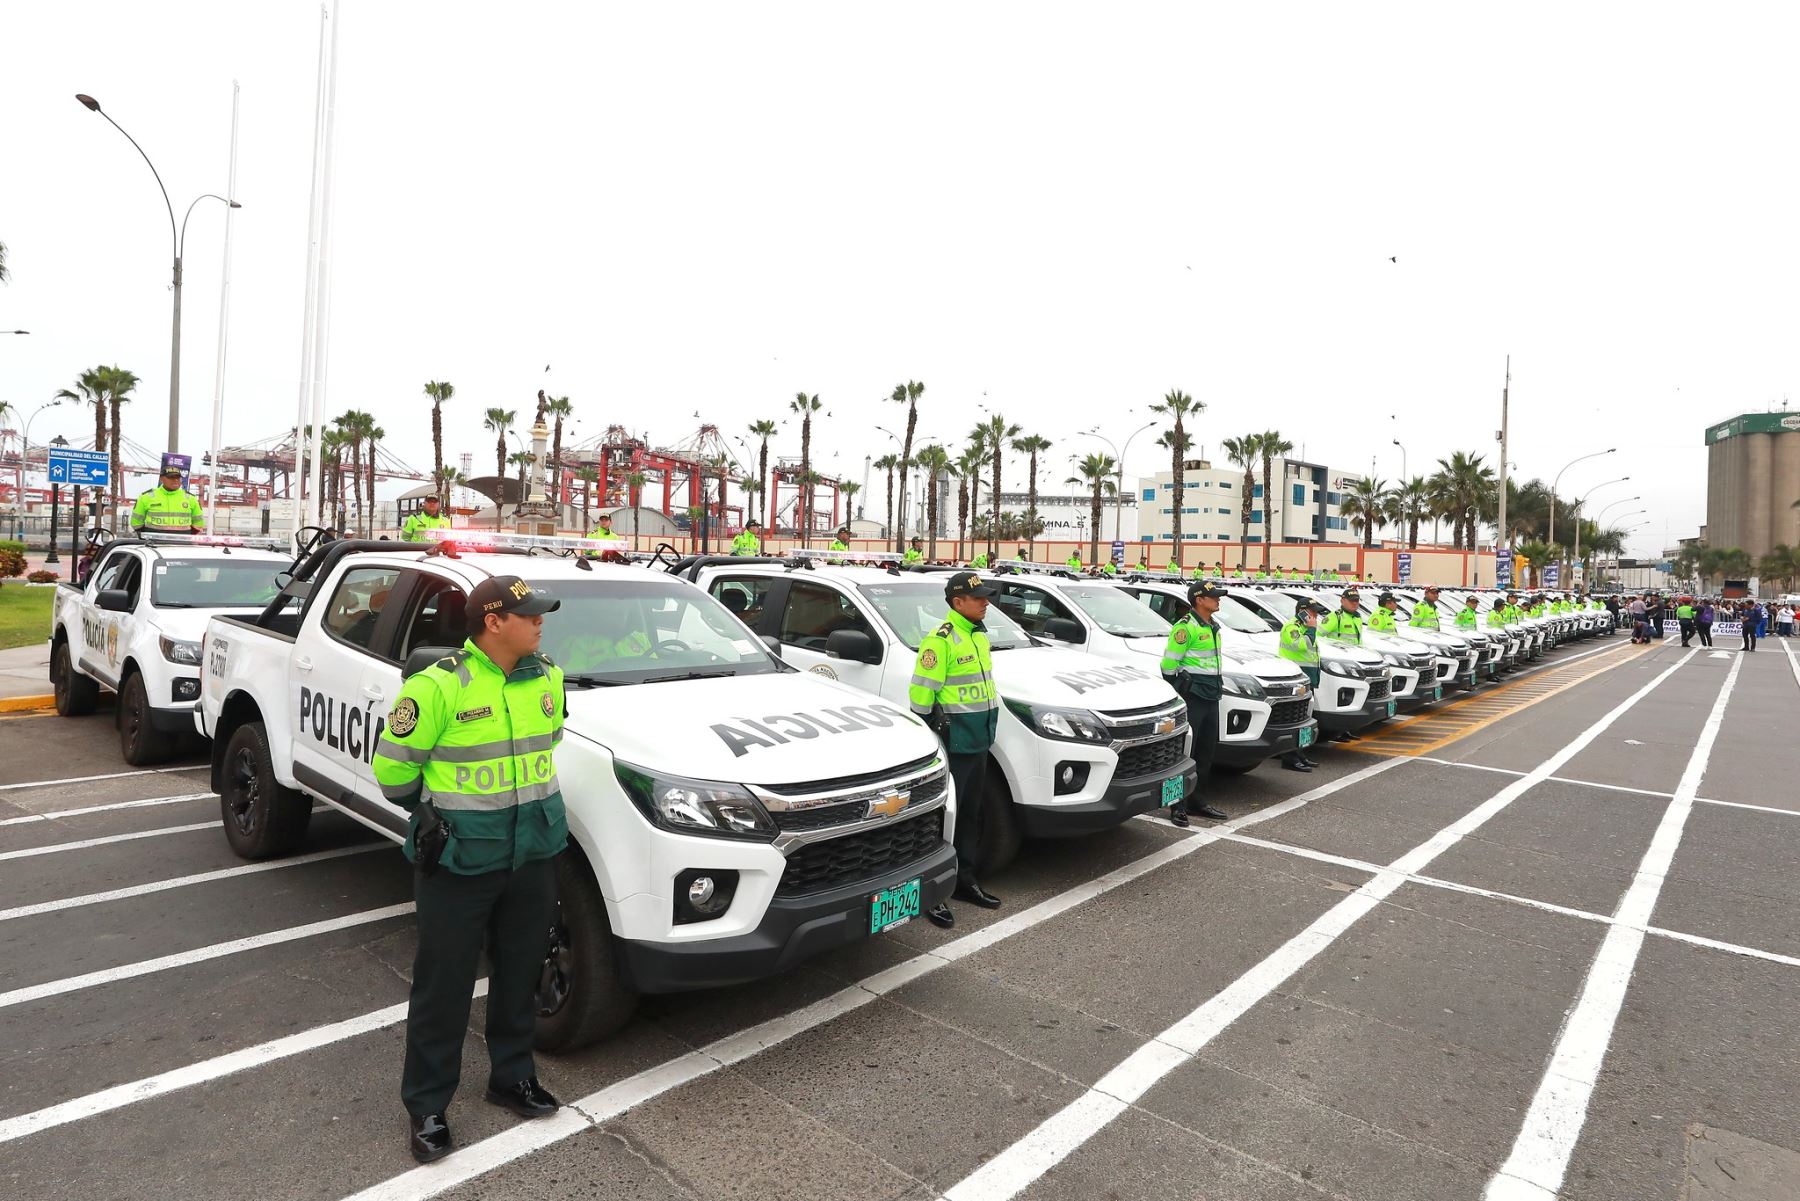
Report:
1704,412,1800,560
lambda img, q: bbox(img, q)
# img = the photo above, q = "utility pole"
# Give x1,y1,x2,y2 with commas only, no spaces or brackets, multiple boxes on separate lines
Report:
1496,356,1510,578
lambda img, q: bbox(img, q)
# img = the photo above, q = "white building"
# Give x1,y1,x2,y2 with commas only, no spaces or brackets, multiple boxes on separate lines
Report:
1137,458,1366,547
998,489,1139,544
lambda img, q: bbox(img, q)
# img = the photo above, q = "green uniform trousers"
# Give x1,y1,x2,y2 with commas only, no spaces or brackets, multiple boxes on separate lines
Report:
403,853,558,1117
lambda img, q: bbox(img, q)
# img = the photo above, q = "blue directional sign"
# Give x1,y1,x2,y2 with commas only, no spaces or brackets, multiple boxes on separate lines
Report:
1495,548,1513,588
1396,551,1412,584
1544,563,1561,587
46,447,110,487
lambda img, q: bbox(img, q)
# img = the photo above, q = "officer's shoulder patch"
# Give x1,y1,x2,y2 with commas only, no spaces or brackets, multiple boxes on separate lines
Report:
920,649,939,670
1173,626,1190,645
433,650,468,671
541,692,557,719
935,621,954,638
389,697,420,737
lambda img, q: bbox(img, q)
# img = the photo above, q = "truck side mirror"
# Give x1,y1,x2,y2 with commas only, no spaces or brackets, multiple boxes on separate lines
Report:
826,628,881,664
1042,617,1085,643
96,589,132,613
403,646,456,680
759,635,784,660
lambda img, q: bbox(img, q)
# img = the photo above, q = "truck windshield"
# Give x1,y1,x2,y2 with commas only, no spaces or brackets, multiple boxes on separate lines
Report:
1215,596,1278,634
151,559,286,608
854,581,1032,650
538,578,781,684
1058,584,1170,638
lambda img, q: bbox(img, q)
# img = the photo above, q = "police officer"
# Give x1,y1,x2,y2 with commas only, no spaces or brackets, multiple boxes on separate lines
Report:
586,511,624,545
1100,558,1118,576
1321,587,1365,645
401,495,451,543
829,526,853,552
1158,580,1230,827
1676,595,1697,646
1276,601,1324,772
1410,585,1442,631
905,536,926,564
1066,550,1082,572
731,519,763,556
908,571,1003,927
1454,594,1480,631
1369,592,1400,632
131,465,205,534
1135,554,1150,573
969,549,990,569
372,574,567,1163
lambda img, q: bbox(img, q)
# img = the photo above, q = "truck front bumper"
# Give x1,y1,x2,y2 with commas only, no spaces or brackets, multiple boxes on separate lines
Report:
1214,719,1320,766
1015,756,1198,838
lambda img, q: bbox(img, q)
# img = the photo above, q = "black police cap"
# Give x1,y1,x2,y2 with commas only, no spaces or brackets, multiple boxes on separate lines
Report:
946,571,1000,600
471,574,561,622
1187,580,1228,601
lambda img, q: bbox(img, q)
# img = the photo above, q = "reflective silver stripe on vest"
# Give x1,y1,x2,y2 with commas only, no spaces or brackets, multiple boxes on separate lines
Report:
909,673,940,690
375,739,430,763
430,776,562,812
939,699,994,714
380,780,420,801
424,732,562,763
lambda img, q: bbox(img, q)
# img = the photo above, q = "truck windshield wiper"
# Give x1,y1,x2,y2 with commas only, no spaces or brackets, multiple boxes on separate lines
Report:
641,668,737,684
565,674,627,688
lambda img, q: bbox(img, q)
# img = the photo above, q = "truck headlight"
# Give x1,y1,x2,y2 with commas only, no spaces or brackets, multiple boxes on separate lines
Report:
159,636,203,665
1003,699,1109,743
1380,651,1410,667
1221,672,1265,699
614,763,776,840
1321,659,1360,678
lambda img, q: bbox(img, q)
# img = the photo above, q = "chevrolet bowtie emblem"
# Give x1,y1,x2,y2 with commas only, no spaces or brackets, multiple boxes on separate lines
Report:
1154,717,1176,735
867,790,909,820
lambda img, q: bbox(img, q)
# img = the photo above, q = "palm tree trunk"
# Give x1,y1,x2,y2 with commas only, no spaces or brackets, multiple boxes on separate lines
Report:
431,404,444,497
1261,455,1275,569
366,442,378,537
884,463,894,541
758,440,770,523
1027,450,1040,533
108,396,124,528
897,402,918,551
1089,483,1102,565
990,447,1002,560
1240,468,1254,569
957,480,968,561
1170,431,1184,567
799,417,812,548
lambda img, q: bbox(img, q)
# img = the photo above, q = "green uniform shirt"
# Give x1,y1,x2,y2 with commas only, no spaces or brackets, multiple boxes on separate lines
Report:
1455,607,1479,629
1159,612,1222,702
1410,600,1441,630
907,609,998,754
969,552,989,568
904,547,924,564
731,531,762,556
1066,555,1082,571
401,511,452,542
1320,609,1363,645
1369,606,1398,632
1101,561,1117,576
131,485,204,533
1676,604,1695,619
829,540,851,552
1278,619,1320,667
371,640,566,875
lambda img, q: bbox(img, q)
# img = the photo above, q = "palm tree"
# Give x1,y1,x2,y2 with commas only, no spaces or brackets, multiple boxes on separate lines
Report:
1257,430,1293,567
363,421,386,537
748,419,778,524
319,429,346,529
509,450,536,509
979,415,1021,559
97,366,140,526
573,466,600,531
707,452,732,546
1067,452,1118,566
626,470,647,548
1012,433,1052,533
1515,539,1554,589
873,453,900,541
889,380,924,550
332,410,367,534
839,480,860,524
1340,477,1391,549
1150,390,1205,566
790,392,823,545
1432,451,1495,549
1221,434,1259,569
1395,476,1432,548
56,368,111,522
1758,545,1800,593
913,444,953,559
422,380,454,495
954,444,986,559
544,395,573,504
737,477,762,532
483,408,515,528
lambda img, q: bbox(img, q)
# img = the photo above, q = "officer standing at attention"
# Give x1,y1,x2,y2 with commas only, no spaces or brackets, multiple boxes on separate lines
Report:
1066,549,1083,572
131,464,205,534
731,519,763,556
829,526,853,552
1276,601,1324,772
1676,595,1697,646
372,575,568,1163
905,536,926,564
401,495,452,543
1158,581,1231,827
1369,593,1401,632
1321,587,1365,645
1410,585,1443,630
908,572,1003,928
586,511,624,546
1455,594,1480,630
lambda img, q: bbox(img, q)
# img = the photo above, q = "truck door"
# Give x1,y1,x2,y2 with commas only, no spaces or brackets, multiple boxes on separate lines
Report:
770,579,887,693
292,564,406,807
79,549,146,687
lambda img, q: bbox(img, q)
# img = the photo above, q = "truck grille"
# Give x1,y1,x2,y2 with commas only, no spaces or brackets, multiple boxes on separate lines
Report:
772,773,947,833
1099,703,1188,741
1116,734,1186,780
1367,678,1392,702
775,808,946,897
1267,698,1310,728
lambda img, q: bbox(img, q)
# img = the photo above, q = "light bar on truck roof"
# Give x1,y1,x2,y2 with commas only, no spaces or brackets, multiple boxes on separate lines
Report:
423,529,661,560
990,558,1079,576
785,547,906,565
141,533,288,551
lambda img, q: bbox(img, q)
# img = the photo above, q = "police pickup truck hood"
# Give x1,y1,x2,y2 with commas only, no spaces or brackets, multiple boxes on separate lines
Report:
561,671,940,785
148,606,269,644
990,645,1175,712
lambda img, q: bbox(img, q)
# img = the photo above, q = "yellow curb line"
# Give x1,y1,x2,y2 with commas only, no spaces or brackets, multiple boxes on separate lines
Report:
0,695,55,714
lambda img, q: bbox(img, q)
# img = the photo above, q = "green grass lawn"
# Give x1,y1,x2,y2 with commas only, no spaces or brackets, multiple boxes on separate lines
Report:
0,585,55,651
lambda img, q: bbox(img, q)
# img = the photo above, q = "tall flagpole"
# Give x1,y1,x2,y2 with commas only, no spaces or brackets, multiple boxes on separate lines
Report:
292,6,329,536
305,0,341,531
207,81,240,537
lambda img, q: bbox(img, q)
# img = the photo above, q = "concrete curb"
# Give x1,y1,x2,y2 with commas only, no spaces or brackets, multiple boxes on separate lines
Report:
0,695,54,714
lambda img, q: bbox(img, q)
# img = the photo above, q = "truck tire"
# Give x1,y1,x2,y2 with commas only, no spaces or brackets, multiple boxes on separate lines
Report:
118,672,177,766
51,641,99,717
972,765,1022,876
218,721,312,860
535,852,637,1054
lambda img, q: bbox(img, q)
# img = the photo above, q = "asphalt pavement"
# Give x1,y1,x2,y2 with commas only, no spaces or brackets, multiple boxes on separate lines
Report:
3,631,1798,1200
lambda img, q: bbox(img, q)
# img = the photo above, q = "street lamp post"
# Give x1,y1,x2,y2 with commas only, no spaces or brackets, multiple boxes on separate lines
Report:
1572,476,1630,580
75,95,241,454
17,399,62,545
1081,419,1155,547
1391,438,1408,484
1548,447,1616,547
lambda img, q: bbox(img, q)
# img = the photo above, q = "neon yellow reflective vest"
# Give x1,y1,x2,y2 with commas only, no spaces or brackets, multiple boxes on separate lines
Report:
1369,606,1398,632
1101,561,1117,576
587,524,624,542
830,540,851,552
905,547,925,564
1066,555,1082,570
1278,619,1319,667
131,485,204,533
1455,606,1479,629
1409,599,1440,630
371,640,566,875
1320,609,1363,645
969,552,989,568
731,531,762,556
1159,613,1222,700
907,609,997,753
401,512,452,542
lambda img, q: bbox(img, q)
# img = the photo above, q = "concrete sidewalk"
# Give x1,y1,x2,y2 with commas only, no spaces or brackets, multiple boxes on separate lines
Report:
0,641,52,704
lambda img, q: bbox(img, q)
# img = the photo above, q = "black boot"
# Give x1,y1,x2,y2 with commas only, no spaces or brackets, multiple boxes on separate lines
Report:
954,878,1001,909
410,1113,452,1164
1168,802,1189,828
926,902,955,928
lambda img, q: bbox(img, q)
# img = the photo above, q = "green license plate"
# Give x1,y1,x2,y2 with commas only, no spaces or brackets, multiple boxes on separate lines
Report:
1385,700,1397,717
1298,726,1316,748
869,878,921,934
1160,775,1185,807
1432,686,1443,701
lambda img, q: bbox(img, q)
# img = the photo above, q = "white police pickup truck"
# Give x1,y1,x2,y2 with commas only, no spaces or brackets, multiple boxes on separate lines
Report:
980,563,1317,772
687,553,1197,873
197,531,957,1051
48,534,289,764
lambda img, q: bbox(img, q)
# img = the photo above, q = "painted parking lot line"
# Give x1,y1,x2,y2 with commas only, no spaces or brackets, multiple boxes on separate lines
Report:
1413,756,1799,819
0,807,323,862
0,791,215,826
1484,649,1742,1201
937,647,1698,1201
0,768,159,792
0,841,387,922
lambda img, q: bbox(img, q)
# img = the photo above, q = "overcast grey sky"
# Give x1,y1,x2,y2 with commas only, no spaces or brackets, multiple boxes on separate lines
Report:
6,2,1797,555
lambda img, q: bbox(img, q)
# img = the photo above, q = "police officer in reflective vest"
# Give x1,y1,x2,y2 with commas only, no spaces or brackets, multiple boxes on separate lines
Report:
1276,601,1325,773
905,537,926,565
1321,587,1365,645
587,510,625,546
131,465,205,534
1369,592,1400,632
731,519,763,556
1410,585,1442,630
830,526,853,552
1158,581,1230,827
969,550,990,569
1455,595,1480,630
909,571,1002,928
401,495,452,542
372,574,567,1163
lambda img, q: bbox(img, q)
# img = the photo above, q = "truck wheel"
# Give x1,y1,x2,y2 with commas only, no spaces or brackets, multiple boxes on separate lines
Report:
118,673,177,766
218,721,312,860
536,852,637,1053
972,767,1022,875
51,641,99,717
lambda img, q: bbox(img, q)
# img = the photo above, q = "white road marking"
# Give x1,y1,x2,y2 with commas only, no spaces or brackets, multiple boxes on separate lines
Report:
1709,651,1731,660
940,648,1698,1201
1783,636,1800,690
0,842,388,923
0,808,325,862
0,902,416,1010
0,791,216,826
1410,756,1796,819
1484,650,1742,1200
0,769,157,793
